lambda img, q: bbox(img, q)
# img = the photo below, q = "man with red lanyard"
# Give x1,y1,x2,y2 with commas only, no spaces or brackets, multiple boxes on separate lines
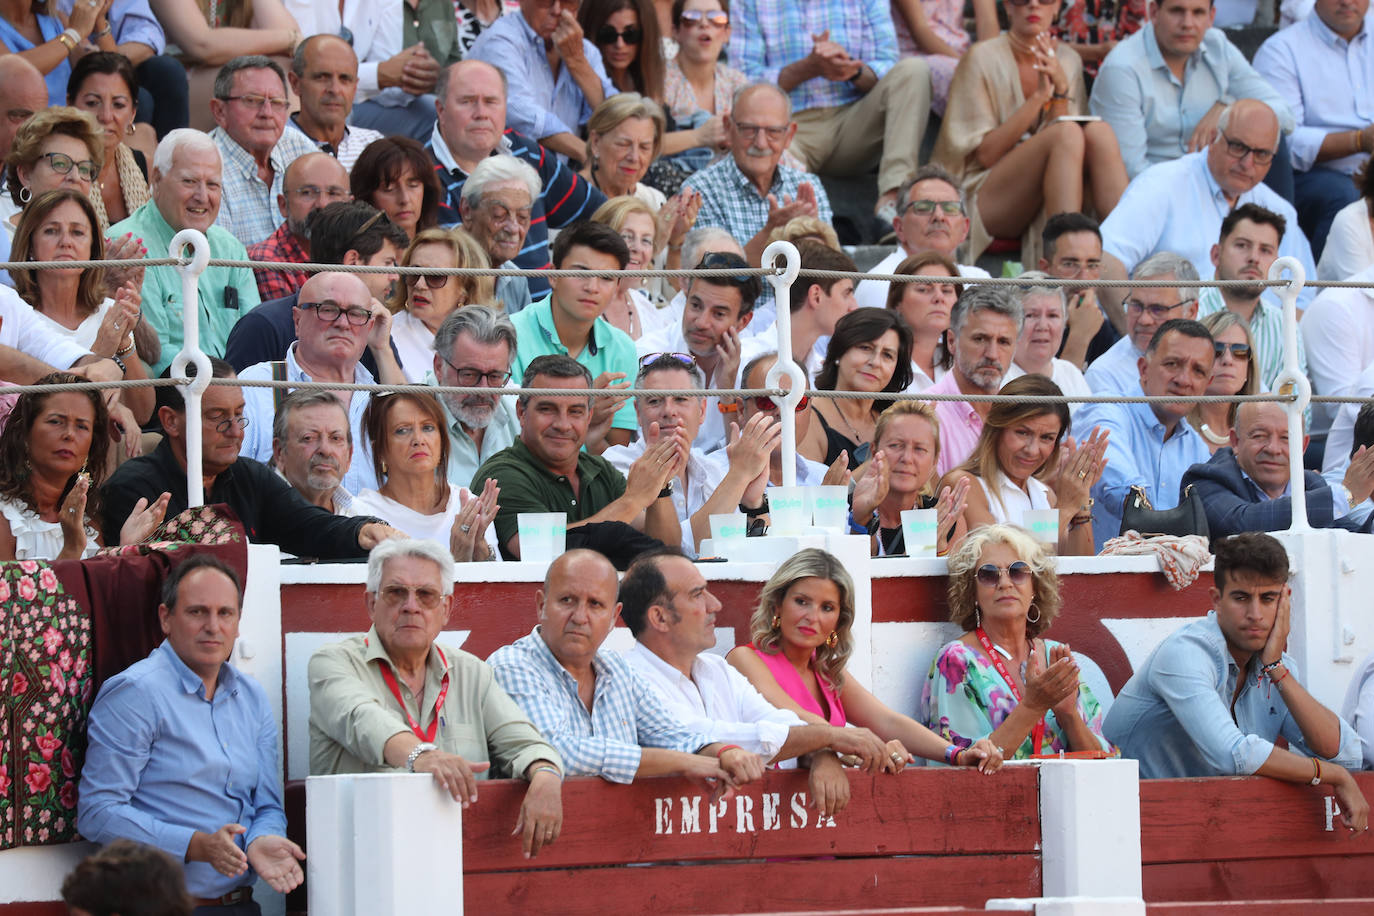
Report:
309,538,566,858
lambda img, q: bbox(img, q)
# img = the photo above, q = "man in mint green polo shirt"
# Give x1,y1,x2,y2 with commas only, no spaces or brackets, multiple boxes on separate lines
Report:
509,221,636,453
110,129,262,377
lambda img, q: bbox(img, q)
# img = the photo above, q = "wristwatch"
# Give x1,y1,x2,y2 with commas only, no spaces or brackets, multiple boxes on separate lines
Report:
406,742,437,772
657,482,674,499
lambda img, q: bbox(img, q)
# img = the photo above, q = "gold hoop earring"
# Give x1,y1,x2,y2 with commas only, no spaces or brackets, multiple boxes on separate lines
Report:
825,631,838,648
770,614,780,630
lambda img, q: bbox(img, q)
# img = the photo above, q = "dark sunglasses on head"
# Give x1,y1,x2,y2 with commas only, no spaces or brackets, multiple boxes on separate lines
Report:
596,24,642,44
696,251,753,285
679,8,729,26
639,351,696,369
1214,341,1252,359
975,561,1033,587
752,394,809,413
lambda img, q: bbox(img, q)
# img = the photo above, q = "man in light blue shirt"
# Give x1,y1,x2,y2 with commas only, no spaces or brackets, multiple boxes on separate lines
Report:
1085,252,1199,394
1091,0,1294,179
469,0,615,163
1076,318,1214,550
488,549,765,790
1254,0,1374,256
78,556,306,906
1103,534,1368,833
1100,99,1317,312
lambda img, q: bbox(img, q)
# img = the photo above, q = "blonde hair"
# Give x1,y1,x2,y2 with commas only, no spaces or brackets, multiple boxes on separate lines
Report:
590,195,659,247
1190,309,1259,433
6,107,104,206
768,216,840,251
748,549,855,691
387,227,495,315
585,93,666,165
945,524,1061,639
873,400,942,498
956,374,1069,515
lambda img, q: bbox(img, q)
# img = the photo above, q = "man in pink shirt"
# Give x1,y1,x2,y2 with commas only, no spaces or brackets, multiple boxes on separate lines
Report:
927,286,1023,476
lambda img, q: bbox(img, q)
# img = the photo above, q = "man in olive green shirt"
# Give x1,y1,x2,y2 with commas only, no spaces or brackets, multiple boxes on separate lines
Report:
471,354,685,560
110,129,261,377
308,538,565,858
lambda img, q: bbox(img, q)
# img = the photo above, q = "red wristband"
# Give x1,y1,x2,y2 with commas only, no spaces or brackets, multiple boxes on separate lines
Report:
717,744,742,757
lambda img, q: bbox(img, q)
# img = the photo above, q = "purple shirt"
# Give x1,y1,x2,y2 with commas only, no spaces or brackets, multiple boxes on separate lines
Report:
927,371,983,477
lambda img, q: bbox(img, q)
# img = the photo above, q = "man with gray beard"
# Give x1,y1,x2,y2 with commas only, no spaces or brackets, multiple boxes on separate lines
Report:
248,152,353,301
272,390,359,515
430,305,521,485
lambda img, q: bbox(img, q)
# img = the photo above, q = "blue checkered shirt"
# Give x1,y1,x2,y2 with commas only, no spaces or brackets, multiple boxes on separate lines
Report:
210,126,320,248
728,0,899,112
683,155,833,250
488,628,710,783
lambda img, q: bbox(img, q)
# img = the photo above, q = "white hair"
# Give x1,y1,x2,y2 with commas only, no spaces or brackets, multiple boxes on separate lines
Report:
461,154,542,207
365,538,456,595
152,128,220,177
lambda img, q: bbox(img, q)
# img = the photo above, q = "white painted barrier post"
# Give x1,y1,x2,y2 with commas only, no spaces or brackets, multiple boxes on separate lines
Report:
1270,255,1311,533
166,229,212,508
307,773,464,915
762,240,802,487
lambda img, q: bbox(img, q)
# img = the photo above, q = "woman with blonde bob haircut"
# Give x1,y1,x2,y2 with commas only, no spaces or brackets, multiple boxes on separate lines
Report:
921,524,1115,760
590,195,676,338
386,227,495,382
1188,309,1260,454
728,548,1004,774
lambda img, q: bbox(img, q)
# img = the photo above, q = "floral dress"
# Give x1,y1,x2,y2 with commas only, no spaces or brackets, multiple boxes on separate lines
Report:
1052,0,1147,78
919,637,1116,759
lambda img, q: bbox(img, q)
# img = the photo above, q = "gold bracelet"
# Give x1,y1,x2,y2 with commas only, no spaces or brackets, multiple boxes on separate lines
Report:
55,32,76,51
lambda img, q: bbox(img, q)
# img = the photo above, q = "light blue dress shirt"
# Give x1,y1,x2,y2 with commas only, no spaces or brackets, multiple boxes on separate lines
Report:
77,642,287,898
1083,335,1143,395
1254,11,1374,174
1075,395,1211,551
488,628,711,783
470,11,615,144
1103,612,1362,778
1101,151,1318,308
1091,24,1295,178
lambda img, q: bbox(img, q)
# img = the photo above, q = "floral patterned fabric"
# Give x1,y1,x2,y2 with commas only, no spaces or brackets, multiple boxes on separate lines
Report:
919,638,1117,759
1052,0,1148,78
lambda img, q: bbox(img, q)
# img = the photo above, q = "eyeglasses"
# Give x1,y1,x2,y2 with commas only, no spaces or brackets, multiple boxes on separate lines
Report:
639,352,696,368
378,584,444,608
975,561,1033,587
405,272,450,289
752,394,809,413
222,94,290,113
1214,341,1252,359
1124,298,1187,319
38,152,97,182
902,199,964,217
437,352,512,387
206,415,249,435
679,9,729,26
1219,133,1275,165
732,121,789,142
596,24,642,44
297,300,374,325
290,185,353,202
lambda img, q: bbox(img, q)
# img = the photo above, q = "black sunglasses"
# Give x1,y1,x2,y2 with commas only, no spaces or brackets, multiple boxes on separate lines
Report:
596,24,642,44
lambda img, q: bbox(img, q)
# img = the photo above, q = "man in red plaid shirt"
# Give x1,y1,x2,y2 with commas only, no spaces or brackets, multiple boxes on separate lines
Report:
248,152,353,301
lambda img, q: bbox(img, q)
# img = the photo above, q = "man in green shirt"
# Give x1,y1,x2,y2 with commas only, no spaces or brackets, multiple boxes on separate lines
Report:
472,354,685,561
510,221,637,453
110,129,262,378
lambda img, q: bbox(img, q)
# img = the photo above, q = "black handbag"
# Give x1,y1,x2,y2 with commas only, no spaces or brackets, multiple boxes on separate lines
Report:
1118,484,1209,542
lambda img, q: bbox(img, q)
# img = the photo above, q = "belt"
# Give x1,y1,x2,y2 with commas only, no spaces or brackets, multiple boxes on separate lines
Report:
193,886,254,908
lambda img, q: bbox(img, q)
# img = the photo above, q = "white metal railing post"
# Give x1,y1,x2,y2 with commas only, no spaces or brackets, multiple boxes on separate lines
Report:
167,229,212,508
1268,256,1312,532
762,240,802,487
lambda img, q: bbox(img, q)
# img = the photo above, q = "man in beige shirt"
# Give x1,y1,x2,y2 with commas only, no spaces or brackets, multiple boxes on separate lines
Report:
308,538,565,857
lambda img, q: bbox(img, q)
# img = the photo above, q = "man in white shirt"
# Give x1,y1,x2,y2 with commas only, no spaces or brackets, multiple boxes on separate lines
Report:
1086,252,1200,395
620,549,890,818
1303,261,1374,441
288,35,385,172
856,164,991,310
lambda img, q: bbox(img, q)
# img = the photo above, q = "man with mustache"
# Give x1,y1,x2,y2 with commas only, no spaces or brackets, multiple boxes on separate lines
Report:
287,35,384,172
458,155,540,315
272,390,359,516
924,286,1024,476
429,305,521,487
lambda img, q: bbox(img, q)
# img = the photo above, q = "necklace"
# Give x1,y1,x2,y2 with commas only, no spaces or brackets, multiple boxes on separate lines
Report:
833,401,867,445
1007,31,1039,57
1200,423,1229,446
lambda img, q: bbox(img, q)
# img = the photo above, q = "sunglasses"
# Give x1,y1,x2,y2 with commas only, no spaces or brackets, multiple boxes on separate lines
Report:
405,272,449,289
596,24,642,44
1214,341,1252,359
752,394,809,413
975,561,1033,587
679,8,729,26
639,351,695,368
696,251,755,285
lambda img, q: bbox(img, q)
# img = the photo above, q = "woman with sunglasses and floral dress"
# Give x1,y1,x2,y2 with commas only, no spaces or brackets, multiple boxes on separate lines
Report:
387,228,495,383
921,524,1116,761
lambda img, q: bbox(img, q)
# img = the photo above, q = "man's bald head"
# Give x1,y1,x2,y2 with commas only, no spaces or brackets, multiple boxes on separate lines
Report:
297,269,370,307
280,152,351,239
0,56,49,162
537,549,621,669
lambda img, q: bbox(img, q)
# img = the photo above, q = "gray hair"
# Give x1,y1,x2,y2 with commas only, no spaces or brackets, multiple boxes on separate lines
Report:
950,285,1024,337
436,59,508,105
271,389,351,452
213,55,288,100
635,353,704,388
152,128,220,176
1133,251,1199,304
733,82,792,120
1013,269,1065,309
366,538,455,596
896,163,966,213
434,304,517,361
1215,102,1280,148
681,226,741,272
292,33,356,78
519,353,592,407
460,155,542,208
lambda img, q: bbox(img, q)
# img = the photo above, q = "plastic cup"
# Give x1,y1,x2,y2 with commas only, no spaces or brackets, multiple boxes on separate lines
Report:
811,485,850,532
901,508,939,556
710,512,749,542
1022,509,1059,548
517,512,567,565
769,486,809,536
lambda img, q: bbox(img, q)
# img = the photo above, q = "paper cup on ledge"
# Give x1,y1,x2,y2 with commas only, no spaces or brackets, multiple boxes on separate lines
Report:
811,485,850,532
517,512,567,565
769,486,809,536
1022,509,1059,549
901,508,939,556
709,513,749,544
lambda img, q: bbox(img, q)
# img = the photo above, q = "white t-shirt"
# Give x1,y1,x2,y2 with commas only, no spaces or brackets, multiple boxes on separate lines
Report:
351,486,502,559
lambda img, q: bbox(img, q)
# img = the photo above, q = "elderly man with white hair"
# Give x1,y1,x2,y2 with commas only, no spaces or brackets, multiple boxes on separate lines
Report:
110,128,262,377
309,537,566,859
459,155,542,315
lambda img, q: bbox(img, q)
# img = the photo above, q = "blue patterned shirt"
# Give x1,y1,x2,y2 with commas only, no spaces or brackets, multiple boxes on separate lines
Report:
728,0,898,112
684,155,833,251
210,126,321,248
488,628,710,783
